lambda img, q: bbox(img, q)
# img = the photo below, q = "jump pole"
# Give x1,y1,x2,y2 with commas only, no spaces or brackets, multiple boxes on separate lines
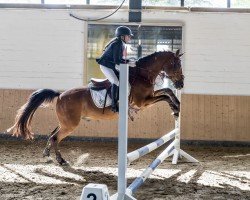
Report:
127,128,177,164
125,92,198,195
127,90,198,165
126,140,176,195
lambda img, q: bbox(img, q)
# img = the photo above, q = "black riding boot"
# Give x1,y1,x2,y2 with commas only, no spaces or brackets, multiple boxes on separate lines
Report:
111,84,119,112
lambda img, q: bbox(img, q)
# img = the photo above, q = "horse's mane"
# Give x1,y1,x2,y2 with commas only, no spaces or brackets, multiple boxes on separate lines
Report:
136,51,174,68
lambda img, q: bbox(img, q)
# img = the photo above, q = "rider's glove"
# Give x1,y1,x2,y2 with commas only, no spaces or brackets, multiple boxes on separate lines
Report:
128,60,136,67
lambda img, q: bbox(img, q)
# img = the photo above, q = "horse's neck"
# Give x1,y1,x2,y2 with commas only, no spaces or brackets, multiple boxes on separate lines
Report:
131,53,169,84
146,55,167,77
144,63,162,80
128,64,161,87
149,54,172,79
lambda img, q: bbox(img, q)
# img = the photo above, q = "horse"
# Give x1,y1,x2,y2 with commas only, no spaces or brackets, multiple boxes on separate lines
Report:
7,50,184,165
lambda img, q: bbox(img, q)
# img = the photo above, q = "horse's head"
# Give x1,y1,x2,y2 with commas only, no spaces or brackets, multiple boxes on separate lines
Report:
161,50,184,90
136,50,184,89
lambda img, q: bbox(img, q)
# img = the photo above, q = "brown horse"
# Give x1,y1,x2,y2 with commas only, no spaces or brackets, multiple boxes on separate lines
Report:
7,50,184,165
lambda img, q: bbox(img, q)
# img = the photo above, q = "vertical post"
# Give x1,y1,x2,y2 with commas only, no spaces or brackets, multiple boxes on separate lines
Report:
83,22,88,86
137,41,142,58
227,0,231,8
117,64,129,199
174,113,180,154
171,89,198,165
181,0,184,7
129,0,142,22
172,90,181,164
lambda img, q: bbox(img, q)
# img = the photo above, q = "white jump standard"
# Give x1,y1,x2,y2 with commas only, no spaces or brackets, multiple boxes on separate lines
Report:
111,64,135,199
171,117,198,164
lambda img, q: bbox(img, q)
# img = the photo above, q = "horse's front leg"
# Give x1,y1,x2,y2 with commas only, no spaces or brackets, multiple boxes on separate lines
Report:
144,94,179,118
154,88,180,115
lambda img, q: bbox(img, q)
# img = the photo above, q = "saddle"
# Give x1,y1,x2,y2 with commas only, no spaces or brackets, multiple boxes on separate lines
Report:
89,78,137,120
90,78,111,91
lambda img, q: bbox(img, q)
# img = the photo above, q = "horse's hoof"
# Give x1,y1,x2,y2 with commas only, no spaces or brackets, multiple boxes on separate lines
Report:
43,148,50,157
57,158,69,166
61,161,69,166
111,105,119,113
60,160,69,166
172,112,179,118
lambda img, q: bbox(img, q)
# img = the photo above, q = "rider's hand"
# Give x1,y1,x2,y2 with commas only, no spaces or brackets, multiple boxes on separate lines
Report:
128,60,136,67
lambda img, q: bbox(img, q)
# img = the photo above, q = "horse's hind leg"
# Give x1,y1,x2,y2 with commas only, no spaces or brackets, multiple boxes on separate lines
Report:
43,126,60,158
49,89,83,165
50,126,77,165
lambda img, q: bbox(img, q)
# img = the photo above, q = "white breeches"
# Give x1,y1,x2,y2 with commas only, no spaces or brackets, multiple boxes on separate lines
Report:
100,65,119,86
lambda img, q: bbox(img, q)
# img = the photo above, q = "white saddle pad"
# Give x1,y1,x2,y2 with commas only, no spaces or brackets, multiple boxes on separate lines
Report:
89,83,112,108
89,82,131,109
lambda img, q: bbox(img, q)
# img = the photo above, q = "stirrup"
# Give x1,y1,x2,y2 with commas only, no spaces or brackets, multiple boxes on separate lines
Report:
111,104,119,113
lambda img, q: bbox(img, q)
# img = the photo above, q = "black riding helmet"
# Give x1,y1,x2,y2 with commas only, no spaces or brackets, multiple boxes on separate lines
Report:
115,26,133,37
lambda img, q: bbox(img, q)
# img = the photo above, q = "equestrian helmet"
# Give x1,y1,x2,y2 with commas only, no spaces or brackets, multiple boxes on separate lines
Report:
115,26,133,37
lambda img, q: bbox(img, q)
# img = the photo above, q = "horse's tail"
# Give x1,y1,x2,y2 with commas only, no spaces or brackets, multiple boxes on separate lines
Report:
7,89,60,139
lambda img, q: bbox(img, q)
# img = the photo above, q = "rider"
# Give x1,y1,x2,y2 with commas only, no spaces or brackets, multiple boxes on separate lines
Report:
96,26,133,112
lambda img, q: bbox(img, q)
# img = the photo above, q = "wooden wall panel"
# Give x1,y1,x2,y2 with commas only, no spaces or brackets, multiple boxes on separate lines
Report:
181,94,250,141
0,89,249,142
0,89,174,139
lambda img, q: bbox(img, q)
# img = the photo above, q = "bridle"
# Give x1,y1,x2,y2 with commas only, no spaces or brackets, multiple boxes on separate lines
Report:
131,55,181,86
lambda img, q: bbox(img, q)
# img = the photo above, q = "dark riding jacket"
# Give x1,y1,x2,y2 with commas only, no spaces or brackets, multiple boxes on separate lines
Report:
96,38,128,70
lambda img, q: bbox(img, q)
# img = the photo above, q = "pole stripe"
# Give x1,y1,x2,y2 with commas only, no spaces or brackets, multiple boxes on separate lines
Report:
148,159,161,171
127,177,143,195
127,140,176,194
127,129,177,163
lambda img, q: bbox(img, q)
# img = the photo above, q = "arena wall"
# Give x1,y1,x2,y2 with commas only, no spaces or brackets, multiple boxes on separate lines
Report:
0,7,249,141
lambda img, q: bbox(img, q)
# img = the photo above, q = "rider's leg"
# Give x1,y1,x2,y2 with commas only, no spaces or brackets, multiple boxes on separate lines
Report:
100,65,119,112
111,84,119,112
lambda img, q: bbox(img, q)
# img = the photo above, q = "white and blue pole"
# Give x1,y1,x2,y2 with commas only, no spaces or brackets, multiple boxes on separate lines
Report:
110,64,136,200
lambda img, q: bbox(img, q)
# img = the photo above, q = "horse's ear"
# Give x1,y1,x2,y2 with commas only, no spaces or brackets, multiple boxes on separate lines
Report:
179,52,184,57
175,49,180,57
176,49,184,57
